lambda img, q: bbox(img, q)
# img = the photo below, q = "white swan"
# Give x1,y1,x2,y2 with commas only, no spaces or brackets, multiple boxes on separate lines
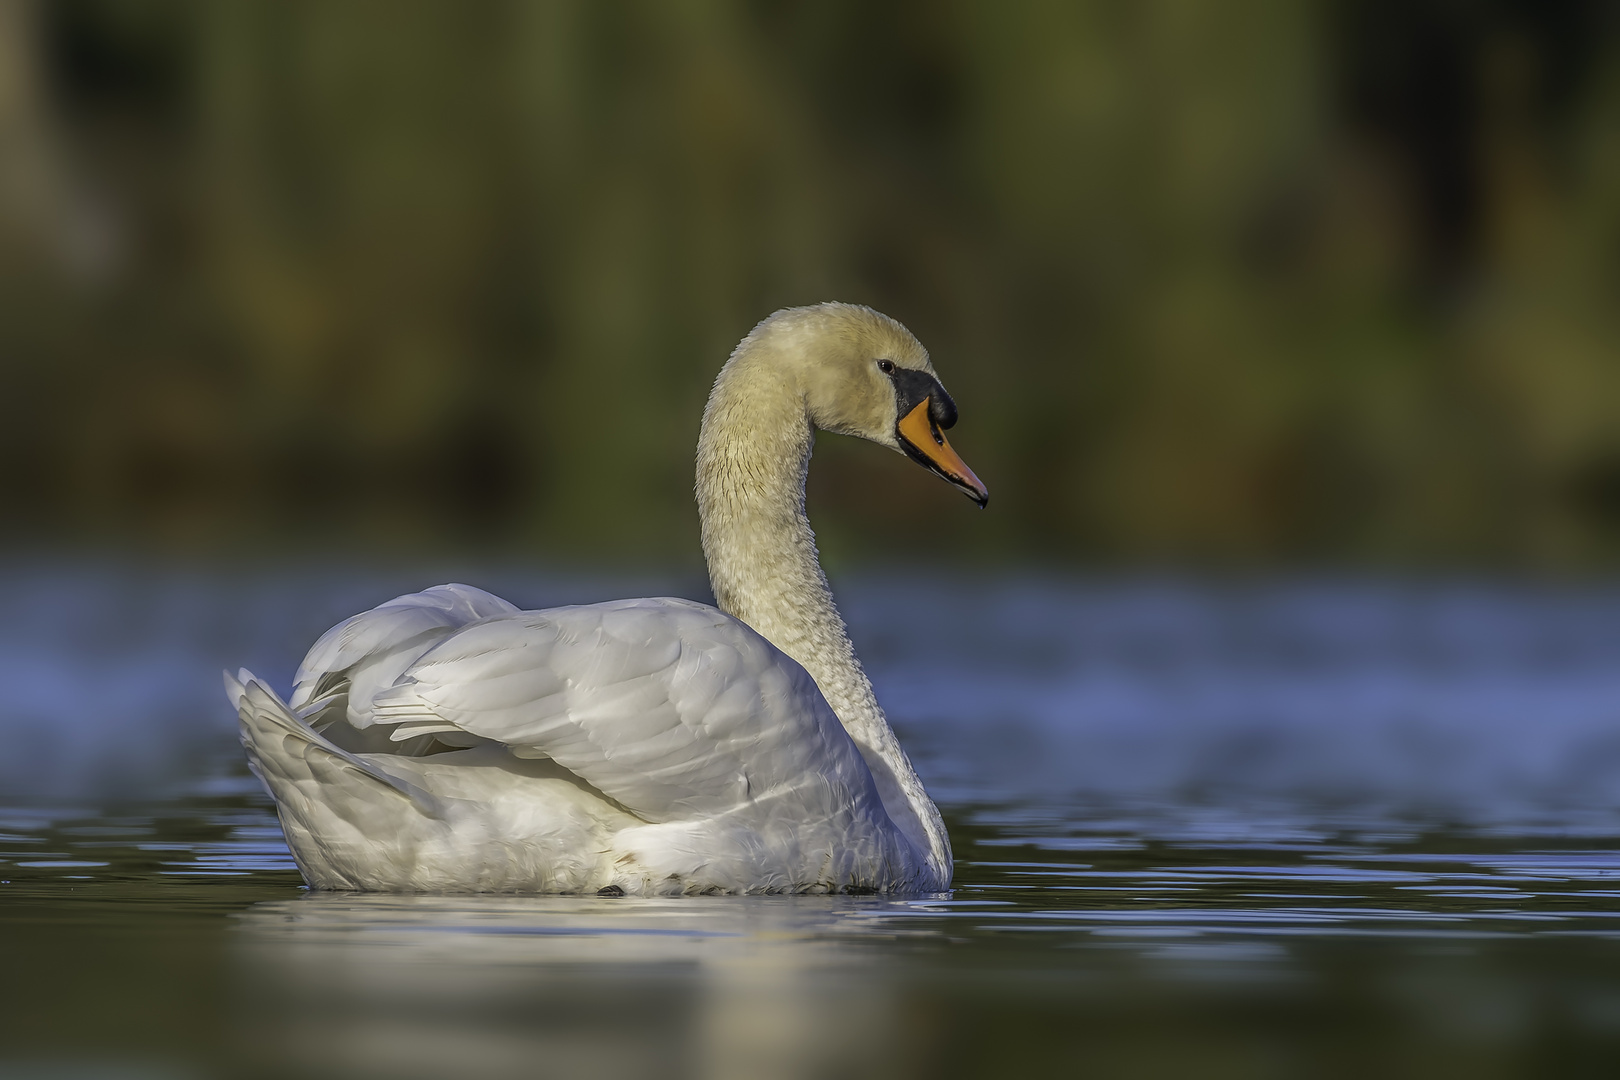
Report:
226,303,987,894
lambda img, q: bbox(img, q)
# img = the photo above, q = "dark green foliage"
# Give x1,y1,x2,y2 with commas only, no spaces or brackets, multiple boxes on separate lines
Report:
3,0,1619,566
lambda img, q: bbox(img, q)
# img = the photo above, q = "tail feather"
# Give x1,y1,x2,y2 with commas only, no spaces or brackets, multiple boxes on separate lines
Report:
229,669,438,815
223,668,249,712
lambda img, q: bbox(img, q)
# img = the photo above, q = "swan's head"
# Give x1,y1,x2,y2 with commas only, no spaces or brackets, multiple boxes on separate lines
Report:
747,303,989,508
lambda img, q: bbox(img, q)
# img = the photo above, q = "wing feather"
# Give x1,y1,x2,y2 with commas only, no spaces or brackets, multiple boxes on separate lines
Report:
290,583,520,731
365,597,880,826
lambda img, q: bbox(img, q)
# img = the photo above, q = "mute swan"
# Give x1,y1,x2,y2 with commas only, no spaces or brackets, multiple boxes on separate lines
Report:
226,303,987,894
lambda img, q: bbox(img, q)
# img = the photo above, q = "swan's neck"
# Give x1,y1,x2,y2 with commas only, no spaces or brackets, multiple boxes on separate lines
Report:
695,355,950,881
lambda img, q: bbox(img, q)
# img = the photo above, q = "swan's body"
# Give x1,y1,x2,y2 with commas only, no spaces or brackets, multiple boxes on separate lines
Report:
229,303,986,894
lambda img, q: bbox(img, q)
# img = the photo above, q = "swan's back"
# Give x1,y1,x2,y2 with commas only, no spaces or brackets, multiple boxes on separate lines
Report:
232,586,936,894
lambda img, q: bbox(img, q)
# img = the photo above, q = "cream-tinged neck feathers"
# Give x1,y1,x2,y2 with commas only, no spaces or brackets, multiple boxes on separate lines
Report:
695,305,952,881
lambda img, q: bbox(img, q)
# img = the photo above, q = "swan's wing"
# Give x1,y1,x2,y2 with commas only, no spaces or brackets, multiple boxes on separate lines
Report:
290,583,520,729
366,597,881,824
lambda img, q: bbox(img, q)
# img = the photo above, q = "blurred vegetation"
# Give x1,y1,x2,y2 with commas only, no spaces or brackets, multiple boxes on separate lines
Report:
2,0,1619,568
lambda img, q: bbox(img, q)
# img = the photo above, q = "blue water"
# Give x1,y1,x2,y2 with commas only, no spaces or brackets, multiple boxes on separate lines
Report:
4,562,1620,1077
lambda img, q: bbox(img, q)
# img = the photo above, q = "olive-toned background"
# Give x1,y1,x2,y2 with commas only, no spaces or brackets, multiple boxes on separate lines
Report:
3,0,1618,568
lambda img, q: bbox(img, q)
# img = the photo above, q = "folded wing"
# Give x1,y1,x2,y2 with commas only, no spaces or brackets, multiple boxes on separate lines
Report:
367,597,883,825
290,583,520,731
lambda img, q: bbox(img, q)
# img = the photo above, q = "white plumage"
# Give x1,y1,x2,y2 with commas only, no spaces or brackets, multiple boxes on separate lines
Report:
229,303,987,894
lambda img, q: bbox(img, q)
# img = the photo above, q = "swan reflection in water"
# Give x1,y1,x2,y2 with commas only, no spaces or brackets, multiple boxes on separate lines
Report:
231,892,945,1080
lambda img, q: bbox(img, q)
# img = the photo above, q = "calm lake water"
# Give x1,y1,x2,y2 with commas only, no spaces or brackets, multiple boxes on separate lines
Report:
4,562,1620,1078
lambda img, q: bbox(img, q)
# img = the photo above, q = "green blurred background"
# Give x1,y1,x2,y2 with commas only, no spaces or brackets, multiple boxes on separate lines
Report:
2,0,1618,569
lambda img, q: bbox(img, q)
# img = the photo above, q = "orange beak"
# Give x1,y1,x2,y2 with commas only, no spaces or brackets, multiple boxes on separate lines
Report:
897,399,989,508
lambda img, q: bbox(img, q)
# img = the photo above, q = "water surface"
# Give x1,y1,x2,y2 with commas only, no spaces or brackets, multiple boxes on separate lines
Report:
4,565,1620,1077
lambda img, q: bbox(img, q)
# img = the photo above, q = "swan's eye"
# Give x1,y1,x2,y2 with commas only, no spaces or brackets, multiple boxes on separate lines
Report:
876,359,895,375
